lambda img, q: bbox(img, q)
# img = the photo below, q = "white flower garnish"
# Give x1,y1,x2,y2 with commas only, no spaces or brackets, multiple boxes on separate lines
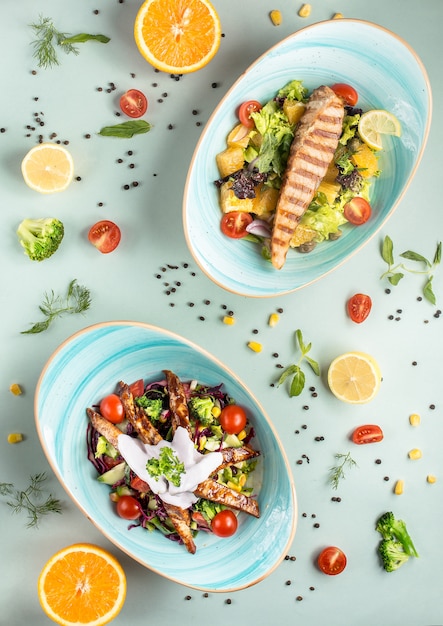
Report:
117,426,223,508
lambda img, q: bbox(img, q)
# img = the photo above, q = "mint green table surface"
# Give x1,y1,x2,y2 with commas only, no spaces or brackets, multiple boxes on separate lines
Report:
1,1,442,624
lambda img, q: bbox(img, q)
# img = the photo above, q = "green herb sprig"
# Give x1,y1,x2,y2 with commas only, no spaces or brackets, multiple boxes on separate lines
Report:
0,473,62,528
21,279,91,334
328,452,358,490
98,120,152,138
30,15,110,69
146,447,185,487
277,329,320,397
381,235,441,304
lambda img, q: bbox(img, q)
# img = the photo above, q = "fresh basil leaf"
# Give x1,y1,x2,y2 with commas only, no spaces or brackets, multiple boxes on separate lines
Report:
423,279,436,305
433,242,442,266
277,365,298,386
98,120,152,138
61,33,110,44
305,355,320,377
400,250,431,266
289,367,305,397
295,329,306,353
381,235,394,265
388,272,404,286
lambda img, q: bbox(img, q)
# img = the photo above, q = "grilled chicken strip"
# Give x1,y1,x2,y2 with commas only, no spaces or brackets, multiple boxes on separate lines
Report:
87,408,122,448
164,369,192,434
216,445,260,472
194,478,260,518
271,85,345,269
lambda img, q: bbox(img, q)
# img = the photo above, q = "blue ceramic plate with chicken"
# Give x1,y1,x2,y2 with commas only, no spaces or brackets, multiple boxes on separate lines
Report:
35,321,297,592
183,19,431,297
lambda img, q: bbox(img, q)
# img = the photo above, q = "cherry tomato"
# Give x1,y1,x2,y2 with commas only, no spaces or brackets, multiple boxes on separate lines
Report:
100,394,124,424
211,510,238,537
238,100,262,128
352,424,384,445
330,83,358,106
219,404,247,434
129,378,144,398
119,89,148,118
343,197,372,225
347,293,372,324
88,220,121,254
221,211,253,239
317,546,347,575
116,495,141,520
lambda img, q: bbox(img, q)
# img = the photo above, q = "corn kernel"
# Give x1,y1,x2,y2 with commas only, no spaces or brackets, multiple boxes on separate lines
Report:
298,3,311,17
394,479,404,495
427,474,437,484
268,313,280,327
409,413,421,426
211,405,221,418
237,429,247,441
408,448,422,460
222,315,236,325
199,435,207,451
238,473,247,487
7,433,23,444
269,9,282,26
227,480,242,493
247,341,262,353
332,12,343,19
9,383,22,396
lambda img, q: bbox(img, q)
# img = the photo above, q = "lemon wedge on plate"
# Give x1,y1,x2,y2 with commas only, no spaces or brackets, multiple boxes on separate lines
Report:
358,109,402,151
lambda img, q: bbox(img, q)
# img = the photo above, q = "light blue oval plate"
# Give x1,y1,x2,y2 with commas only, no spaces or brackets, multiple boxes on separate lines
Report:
183,19,432,297
35,321,297,592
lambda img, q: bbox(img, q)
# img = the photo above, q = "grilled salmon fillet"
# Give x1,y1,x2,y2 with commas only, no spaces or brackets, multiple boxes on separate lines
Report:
271,85,345,269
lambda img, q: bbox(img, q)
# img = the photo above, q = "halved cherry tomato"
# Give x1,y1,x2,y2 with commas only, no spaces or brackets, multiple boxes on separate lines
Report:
219,404,247,434
352,424,384,445
100,394,124,424
238,100,262,128
88,220,121,253
129,378,145,398
330,83,358,106
347,293,372,324
119,89,148,118
318,546,347,575
116,495,141,520
221,211,253,239
211,510,238,537
343,197,372,225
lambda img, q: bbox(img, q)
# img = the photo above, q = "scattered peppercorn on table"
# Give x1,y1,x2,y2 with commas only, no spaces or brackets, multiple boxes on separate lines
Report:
1,0,442,625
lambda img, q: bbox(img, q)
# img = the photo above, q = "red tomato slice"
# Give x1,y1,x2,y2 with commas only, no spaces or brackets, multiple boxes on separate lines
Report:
119,89,148,118
221,211,253,239
318,546,347,575
343,197,372,225
129,378,144,398
130,476,151,492
88,220,121,253
219,404,247,434
99,394,124,424
238,100,262,128
347,293,372,324
352,424,384,444
211,510,238,537
330,83,358,106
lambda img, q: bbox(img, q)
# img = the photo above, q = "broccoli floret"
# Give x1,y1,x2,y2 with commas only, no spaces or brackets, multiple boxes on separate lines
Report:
17,217,64,261
188,396,214,426
376,512,419,557
378,539,410,572
95,435,119,459
135,396,163,421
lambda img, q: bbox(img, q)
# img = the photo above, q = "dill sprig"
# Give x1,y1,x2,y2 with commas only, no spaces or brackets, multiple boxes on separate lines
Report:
328,452,358,490
30,16,79,69
22,279,91,334
0,473,62,528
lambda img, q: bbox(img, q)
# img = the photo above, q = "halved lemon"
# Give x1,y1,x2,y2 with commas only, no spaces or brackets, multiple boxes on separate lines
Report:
38,543,126,626
327,351,381,404
358,110,402,151
134,0,222,74
21,143,74,194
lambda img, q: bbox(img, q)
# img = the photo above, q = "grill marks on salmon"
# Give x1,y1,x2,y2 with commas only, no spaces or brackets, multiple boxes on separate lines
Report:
271,85,345,269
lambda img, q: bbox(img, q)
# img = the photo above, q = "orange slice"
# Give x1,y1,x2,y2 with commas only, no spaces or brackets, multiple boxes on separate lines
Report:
37,543,126,626
134,0,222,74
327,351,381,404
21,143,74,194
